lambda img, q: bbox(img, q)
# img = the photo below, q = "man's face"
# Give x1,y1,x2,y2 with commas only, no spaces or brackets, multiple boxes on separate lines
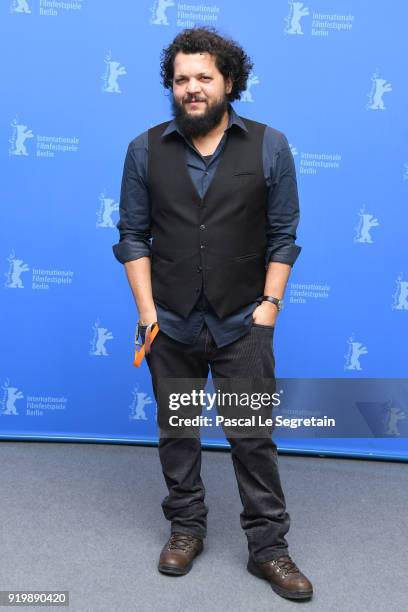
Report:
171,51,232,138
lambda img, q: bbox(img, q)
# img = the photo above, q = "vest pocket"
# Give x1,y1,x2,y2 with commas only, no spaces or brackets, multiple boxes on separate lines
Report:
151,252,174,264
234,252,260,261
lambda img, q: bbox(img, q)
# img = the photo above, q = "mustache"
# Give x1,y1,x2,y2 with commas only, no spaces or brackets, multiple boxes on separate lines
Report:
183,96,207,103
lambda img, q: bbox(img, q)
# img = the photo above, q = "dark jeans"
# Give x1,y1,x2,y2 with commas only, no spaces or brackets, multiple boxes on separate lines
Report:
145,322,290,562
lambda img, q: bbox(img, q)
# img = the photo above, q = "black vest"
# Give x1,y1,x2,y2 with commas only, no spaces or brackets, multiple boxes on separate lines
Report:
147,116,268,319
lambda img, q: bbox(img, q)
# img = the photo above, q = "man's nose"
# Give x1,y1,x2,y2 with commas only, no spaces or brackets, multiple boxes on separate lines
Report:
186,79,201,94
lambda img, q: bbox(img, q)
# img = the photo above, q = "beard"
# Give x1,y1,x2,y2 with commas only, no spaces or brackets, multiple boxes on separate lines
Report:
171,93,229,139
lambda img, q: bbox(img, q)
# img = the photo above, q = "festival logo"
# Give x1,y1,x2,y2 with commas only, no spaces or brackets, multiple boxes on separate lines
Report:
392,274,408,311
289,282,331,304
366,70,392,110
9,115,79,158
4,251,30,289
290,144,298,157
129,384,155,421
9,117,34,156
101,52,127,94
344,335,368,371
4,253,74,291
10,0,83,15
354,206,379,244
0,379,68,418
10,0,31,14
357,400,407,436
284,1,309,35
150,0,175,25
0,379,24,416
284,1,354,37
89,319,114,356
240,73,260,103
96,191,119,228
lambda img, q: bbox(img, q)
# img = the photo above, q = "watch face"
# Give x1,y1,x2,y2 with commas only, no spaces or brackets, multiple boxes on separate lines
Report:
263,297,282,309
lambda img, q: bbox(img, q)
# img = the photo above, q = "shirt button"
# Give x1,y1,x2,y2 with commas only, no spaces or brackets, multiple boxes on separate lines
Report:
199,224,206,231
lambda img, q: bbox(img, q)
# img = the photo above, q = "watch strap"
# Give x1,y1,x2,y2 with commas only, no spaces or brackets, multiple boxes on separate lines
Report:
261,295,283,311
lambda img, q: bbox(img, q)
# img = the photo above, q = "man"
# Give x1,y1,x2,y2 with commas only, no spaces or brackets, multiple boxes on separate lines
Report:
112,27,313,601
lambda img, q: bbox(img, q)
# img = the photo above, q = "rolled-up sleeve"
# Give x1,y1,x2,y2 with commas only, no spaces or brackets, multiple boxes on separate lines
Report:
264,128,302,267
112,133,152,264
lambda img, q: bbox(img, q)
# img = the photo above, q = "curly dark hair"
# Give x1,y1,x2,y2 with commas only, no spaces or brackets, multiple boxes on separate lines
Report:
160,27,254,102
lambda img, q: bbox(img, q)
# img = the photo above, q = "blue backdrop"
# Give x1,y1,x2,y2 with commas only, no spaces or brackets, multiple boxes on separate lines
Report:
1,0,407,460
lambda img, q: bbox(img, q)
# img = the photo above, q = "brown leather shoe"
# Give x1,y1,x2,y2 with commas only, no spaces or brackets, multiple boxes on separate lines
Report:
247,554,313,600
158,532,203,576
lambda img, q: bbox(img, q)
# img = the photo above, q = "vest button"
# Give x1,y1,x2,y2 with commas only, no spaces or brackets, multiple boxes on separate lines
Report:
199,224,206,230
197,265,202,272
195,287,200,292
200,244,205,249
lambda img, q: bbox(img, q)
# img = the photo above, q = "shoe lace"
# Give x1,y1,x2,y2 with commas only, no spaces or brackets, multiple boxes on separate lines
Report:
274,555,300,576
167,533,197,552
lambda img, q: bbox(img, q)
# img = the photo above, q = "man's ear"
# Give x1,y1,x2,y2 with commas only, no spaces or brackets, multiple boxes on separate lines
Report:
225,76,233,95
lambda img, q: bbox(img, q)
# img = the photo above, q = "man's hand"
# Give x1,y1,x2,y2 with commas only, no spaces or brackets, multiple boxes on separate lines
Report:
139,309,158,326
123,258,157,326
252,300,279,326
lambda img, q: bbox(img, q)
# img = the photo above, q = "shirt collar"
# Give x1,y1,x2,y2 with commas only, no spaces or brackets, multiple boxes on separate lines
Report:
161,103,248,139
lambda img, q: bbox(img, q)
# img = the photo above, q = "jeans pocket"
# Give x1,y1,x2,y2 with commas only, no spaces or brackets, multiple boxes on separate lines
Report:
252,322,275,330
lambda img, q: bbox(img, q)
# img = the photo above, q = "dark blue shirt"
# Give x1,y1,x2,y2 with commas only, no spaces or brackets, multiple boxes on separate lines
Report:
113,104,301,348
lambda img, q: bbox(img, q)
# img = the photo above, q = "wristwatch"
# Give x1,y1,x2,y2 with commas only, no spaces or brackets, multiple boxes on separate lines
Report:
261,295,284,312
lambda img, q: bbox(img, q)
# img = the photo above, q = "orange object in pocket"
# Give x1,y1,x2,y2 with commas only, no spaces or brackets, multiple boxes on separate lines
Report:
133,322,160,367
